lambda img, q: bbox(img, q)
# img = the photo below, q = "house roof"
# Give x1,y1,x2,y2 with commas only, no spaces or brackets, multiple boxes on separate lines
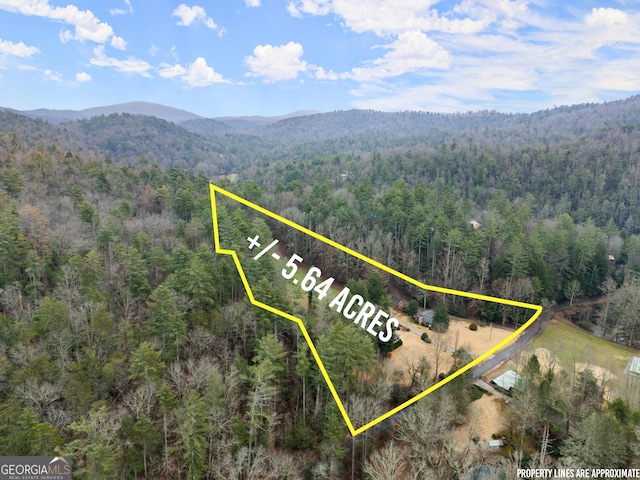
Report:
393,296,407,307
492,370,522,391
631,357,640,375
419,310,434,323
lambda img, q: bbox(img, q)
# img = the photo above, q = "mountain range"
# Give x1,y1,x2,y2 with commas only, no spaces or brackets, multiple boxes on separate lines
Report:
4,101,319,129
1,95,639,177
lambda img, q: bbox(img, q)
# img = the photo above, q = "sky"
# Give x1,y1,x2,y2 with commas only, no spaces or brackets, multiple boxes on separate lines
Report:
1,0,639,117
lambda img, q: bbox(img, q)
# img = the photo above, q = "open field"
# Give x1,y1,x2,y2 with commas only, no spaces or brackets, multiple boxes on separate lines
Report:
384,329,454,382
455,394,508,446
453,315,640,450
387,312,514,384
483,316,640,400
531,317,637,377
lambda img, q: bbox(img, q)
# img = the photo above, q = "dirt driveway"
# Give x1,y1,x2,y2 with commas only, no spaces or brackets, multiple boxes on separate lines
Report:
455,393,508,445
388,311,514,384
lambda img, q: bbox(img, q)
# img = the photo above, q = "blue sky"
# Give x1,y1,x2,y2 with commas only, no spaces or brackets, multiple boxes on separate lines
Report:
1,0,639,117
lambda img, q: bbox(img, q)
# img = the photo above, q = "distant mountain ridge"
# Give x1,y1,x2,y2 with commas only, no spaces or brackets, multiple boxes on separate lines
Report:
14,102,320,129
20,101,204,124
1,95,640,178
11,96,640,144
214,110,319,130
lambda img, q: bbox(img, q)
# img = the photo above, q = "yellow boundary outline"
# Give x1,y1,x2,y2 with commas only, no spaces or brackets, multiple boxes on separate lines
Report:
209,183,543,437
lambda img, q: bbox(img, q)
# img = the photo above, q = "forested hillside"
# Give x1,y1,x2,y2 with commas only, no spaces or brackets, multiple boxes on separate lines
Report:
241,99,640,145
1,98,640,478
4,95,640,177
20,102,204,124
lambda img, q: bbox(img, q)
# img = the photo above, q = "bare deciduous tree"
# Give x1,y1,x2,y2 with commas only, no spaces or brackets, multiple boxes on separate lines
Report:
363,442,408,480
15,380,61,417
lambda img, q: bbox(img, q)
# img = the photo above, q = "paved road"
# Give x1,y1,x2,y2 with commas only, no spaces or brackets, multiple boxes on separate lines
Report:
352,296,609,443
472,321,540,378
473,379,511,402
472,295,610,379
396,297,610,380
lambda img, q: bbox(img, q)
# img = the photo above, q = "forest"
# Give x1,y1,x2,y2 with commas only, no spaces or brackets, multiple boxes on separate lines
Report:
1,97,640,479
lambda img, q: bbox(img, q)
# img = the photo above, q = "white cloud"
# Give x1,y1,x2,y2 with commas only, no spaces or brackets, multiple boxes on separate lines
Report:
284,0,640,112
89,45,153,77
149,44,159,57
590,59,640,91
245,42,308,81
158,57,225,86
0,0,124,45
58,30,73,43
581,7,638,50
346,27,640,113
15,64,63,82
286,0,491,36
585,7,628,28
287,0,331,18
172,4,217,29
43,68,61,81
350,82,470,112
453,0,528,32
348,67,518,113
183,57,224,86
109,0,132,15
313,66,341,80
110,35,127,50
0,0,110,42
0,38,39,57
76,71,91,82
158,63,187,78
245,0,261,6
172,4,201,25
349,31,449,81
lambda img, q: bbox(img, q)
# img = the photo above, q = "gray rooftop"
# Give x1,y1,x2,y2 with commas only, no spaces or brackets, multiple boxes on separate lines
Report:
492,370,522,391
631,357,640,375
419,310,434,322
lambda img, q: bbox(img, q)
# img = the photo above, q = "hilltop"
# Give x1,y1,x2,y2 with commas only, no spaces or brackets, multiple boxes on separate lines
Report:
1,95,640,177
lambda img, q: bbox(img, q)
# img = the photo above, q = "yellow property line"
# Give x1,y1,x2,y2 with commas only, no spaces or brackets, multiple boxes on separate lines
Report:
209,183,543,437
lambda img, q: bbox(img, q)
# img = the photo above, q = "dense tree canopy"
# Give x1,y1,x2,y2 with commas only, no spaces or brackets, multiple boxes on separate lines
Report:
1,97,640,477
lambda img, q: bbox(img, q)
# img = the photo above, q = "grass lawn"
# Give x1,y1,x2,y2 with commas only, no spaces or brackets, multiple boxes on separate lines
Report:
531,318,638,377
485,317,639,401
